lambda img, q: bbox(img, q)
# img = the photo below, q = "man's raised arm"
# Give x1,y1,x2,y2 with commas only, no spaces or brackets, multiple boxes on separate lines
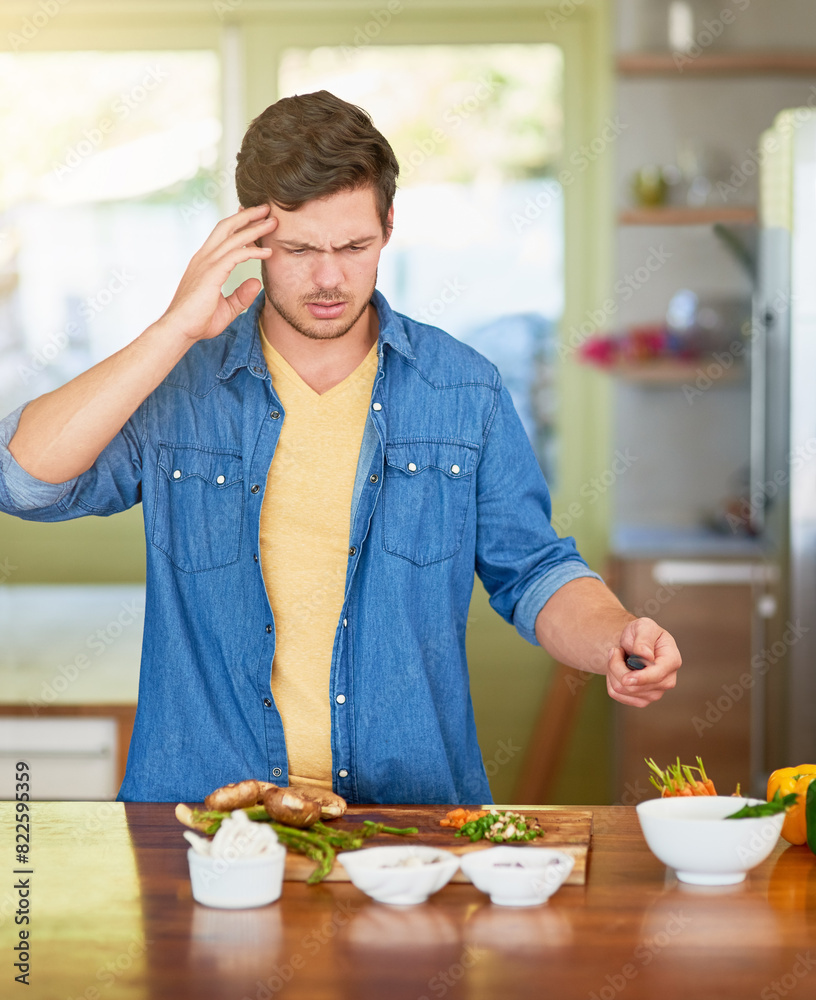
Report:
8,205,276,485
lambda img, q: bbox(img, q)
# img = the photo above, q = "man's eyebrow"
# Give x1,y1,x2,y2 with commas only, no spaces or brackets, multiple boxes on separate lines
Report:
273,235,378,251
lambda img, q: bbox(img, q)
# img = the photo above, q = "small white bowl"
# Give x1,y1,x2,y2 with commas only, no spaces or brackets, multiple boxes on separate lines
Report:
636,796,785,886
458,847,575,907
187,845,286,908
336,845,460,905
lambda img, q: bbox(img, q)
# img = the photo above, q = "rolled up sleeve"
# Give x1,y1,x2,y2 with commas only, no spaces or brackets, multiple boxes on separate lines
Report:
0,402,144,521
0,404,77,510
474,384,601,646
513,559,603,645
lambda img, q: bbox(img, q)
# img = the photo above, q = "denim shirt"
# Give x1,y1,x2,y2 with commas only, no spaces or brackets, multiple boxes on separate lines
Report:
0,290,599,804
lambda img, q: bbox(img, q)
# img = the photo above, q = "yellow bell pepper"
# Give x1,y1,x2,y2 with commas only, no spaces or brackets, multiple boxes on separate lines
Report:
767,766,816,845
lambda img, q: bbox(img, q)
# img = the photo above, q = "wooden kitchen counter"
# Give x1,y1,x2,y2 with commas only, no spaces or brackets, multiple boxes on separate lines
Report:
2,802,816,1000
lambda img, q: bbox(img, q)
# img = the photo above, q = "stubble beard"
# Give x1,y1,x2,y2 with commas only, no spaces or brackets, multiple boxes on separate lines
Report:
261,271,377,342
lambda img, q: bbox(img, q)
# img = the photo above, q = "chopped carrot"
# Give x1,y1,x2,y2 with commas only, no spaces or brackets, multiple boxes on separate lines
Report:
440,808,488,829
440,808,465,827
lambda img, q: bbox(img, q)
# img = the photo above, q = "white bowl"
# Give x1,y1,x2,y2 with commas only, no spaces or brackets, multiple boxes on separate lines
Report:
636,796,785,886
187,845,286,908
336,845,460,905
458,846,575,907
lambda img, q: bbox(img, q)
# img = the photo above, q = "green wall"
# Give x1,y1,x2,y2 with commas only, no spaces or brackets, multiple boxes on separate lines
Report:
466,580,612,805
0,508,145,584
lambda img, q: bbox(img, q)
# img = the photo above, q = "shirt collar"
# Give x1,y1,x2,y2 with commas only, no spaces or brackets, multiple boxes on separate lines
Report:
370,289,416,361
217,286,416,381
217,291,268,380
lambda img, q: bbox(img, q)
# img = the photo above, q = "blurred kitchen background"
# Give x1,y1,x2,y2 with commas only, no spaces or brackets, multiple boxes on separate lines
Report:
1,0,815,805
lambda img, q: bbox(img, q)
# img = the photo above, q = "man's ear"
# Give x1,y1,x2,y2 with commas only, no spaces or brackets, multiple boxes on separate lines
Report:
382,204,395,247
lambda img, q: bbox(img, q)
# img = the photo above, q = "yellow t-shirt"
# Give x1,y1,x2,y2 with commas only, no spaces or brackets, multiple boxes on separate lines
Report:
258,327,378,790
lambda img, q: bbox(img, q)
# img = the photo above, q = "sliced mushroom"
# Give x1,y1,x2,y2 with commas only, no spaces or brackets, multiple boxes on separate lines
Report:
262,785,322,828
287,785,347,819
204,779,261,812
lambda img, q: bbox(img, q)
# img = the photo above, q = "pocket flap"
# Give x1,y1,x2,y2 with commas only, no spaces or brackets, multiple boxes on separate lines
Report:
157,444,243,488
385,441,477,478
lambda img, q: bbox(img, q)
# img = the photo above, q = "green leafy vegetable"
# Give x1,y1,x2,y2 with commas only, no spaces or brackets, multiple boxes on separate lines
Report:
725,788,798,819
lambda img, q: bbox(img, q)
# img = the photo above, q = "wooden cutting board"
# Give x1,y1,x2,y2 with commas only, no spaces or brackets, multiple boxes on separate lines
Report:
284,805,592,886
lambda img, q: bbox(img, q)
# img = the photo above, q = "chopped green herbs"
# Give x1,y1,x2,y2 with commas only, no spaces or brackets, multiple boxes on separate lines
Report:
455,810,543,843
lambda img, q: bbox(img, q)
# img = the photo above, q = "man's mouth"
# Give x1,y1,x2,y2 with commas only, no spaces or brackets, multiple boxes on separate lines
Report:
305,301,347,320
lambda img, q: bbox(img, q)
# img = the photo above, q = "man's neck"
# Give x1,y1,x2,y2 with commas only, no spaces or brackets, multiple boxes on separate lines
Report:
260,300,379,395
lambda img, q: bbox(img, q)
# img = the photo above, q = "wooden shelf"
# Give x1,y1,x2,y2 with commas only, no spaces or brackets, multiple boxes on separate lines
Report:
617,50,816,76
619,206,757,226
605,358,746,385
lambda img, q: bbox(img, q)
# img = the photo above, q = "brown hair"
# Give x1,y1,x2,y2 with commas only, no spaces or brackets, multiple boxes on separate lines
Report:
235,90,399,231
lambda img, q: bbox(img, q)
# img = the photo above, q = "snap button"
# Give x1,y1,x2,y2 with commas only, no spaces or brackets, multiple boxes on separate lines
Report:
349,546,357,556
407,462,417,472
336,694,346,704
372,402,382,411
173,470,181,479
251,484,260,494
451,464,460,475
342,618,347,627
263,698,272,707
253,366,264,374
253,554,259,563
338,769,349,778
270,410,280,419
369,474,379,483
272,767,282,777
216,474,225,485
265,624,272,634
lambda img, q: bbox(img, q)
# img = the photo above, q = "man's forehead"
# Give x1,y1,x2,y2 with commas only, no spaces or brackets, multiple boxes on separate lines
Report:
270,186,381,244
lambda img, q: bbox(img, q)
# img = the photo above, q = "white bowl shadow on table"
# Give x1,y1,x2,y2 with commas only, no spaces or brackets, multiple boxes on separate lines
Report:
343,901,460,949
637,872,783,957
188,904,284,975
458,846,575,907
336,845,461,905
636,796,785,886
187,844,287,909
464,901,575,950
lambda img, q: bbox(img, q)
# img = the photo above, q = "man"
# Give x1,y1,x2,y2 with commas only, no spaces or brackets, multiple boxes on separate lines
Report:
0,91,681,804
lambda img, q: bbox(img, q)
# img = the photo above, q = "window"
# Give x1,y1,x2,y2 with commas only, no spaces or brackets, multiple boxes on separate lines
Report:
0,50,220,415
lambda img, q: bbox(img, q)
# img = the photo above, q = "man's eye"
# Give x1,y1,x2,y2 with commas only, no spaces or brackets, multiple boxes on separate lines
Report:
288,248,309,256
347,245,365,253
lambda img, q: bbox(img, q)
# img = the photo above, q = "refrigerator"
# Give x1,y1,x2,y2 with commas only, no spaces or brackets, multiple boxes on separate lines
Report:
752,108,816,778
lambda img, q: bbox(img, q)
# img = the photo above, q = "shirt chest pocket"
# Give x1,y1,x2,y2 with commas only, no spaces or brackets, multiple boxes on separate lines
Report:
152,444,244,573
382,440,478,566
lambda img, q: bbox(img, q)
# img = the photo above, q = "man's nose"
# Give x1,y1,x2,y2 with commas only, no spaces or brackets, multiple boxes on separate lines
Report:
311,252,344,289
